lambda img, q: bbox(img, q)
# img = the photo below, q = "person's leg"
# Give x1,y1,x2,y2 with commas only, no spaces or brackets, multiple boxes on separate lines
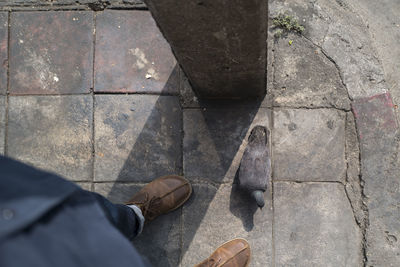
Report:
90,192,144,240
87,174,192,241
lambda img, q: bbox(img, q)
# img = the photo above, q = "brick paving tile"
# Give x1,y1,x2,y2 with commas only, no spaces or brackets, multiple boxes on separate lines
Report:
94,95,182,182
274,182,362,266
9,11,93,95
7,95,93,181
181,183,272,267
183,108,271,183
94,182,181,267
95,10,178,94
0,13,7,95
273,109,346,182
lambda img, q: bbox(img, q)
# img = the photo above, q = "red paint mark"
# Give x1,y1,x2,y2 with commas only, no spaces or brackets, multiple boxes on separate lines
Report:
0,40,6,52
383,92,395,108
352,92,399,138
352,107,358,118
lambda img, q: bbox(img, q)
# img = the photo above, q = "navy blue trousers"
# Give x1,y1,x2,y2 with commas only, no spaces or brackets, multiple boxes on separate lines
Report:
0,156,149,267
91,191,141,240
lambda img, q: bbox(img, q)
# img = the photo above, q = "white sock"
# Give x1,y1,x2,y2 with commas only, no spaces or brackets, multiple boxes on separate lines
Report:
127,204,145,235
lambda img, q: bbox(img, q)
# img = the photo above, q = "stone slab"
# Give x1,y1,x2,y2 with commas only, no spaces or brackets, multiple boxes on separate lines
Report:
95,10,178,94
270,0,387,99
0,13,7,95
7,96,93,181
94,95,182,182
273,33,350,110
352,92,400,266
145,0,267,98
183,108,271,183
9,11,93,95
0,96,5,154
94,182,181,267
181,183,272,267
273,109,346,182
274,182,362,266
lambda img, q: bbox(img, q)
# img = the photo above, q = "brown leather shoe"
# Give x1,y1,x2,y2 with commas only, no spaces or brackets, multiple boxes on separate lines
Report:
126,175,192,221
194,239,251,267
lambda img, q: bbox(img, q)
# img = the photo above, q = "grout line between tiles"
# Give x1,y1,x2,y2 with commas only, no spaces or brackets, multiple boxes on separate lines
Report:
7,91,178,97
90,12,96,192
4,11,10,156
271,103,276,267
179,67,184,265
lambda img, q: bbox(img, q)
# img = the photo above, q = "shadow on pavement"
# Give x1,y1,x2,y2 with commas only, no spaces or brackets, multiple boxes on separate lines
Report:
105,65,264,266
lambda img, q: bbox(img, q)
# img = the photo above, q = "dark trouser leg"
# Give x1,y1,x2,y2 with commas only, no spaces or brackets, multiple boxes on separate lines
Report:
90,191,141,240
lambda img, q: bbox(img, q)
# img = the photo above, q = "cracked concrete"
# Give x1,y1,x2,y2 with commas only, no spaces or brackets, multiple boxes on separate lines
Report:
353,94,400,266
273,33,350,110
346,0,400,123
270,0,400,265
344,112,365,227
271,0,387,100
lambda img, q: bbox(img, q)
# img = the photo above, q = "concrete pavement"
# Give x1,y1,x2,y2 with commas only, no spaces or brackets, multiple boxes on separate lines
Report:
0,0,399,266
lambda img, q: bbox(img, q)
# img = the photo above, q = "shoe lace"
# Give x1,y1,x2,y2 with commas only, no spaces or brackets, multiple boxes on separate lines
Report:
139,193,162,220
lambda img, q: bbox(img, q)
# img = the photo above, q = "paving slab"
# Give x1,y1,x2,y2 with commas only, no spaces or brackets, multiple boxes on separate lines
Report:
9,11,93,95
352,93,400,266
0,13,7,95
95,10,178,94
0,96,5,154
181,183,272,267
183,108,271,183
273,109,346,182
94,182,181,267
7,95,93,181
273,33,350,110
270,0,386,99
274,182,362,266
94,95,182,182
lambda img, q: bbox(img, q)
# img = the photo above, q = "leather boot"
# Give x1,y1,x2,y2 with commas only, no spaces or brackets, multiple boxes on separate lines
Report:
194,239,251,267
126,175,192,221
